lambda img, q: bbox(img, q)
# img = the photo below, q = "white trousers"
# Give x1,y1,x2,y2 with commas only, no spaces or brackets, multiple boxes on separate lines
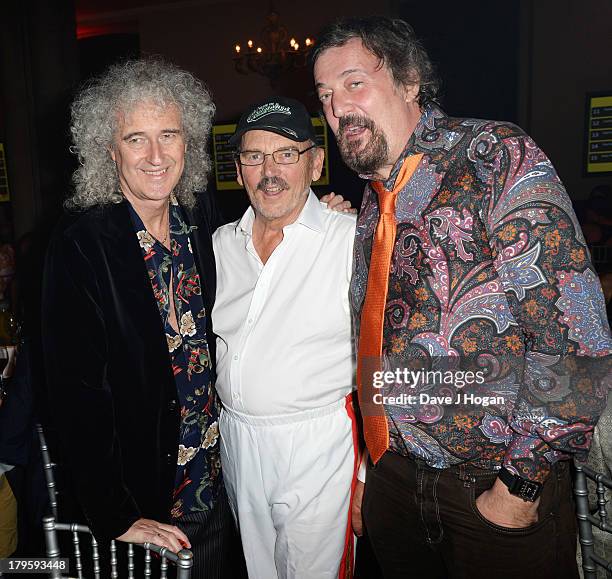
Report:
220,396,357,579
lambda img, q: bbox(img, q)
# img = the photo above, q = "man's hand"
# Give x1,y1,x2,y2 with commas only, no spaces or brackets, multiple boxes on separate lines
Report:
320,192,357,214
116,518,191,553
352,480,365,537
475,478,539,528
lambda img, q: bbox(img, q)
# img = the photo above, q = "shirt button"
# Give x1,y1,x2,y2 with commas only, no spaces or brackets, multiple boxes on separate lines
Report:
233,354,238,361
247,318,253,324
168,399,177,412
166,453,173,465
232,393,240,400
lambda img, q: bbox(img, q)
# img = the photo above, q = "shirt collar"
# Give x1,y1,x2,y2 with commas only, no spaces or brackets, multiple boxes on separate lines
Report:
235,189,324,237
295,189,325,232
359,102,446,190
126,196,190,254
236,205,255,236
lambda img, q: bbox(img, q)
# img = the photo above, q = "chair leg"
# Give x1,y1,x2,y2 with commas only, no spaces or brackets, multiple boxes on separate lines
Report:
574,463,598,579
176,549,194,579
36,424,58,520
42,516,63,579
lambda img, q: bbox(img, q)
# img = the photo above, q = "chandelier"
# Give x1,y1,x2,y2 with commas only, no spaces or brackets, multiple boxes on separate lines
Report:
233,8,314,83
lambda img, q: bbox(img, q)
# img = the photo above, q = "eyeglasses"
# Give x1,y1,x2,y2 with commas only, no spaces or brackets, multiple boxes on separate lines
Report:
236,144,316,166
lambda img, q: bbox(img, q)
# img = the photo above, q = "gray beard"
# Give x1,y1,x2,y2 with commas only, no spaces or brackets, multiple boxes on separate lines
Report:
337,118,389,175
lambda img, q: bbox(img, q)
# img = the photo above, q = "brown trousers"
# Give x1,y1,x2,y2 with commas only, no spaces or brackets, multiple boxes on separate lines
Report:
362,452,578,579
0,473,17,558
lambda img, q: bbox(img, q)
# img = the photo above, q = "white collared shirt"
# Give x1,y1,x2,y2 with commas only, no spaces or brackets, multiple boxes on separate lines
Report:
212,190,356,416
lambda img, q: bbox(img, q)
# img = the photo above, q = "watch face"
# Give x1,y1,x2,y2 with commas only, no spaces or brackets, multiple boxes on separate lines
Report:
517,480,541,502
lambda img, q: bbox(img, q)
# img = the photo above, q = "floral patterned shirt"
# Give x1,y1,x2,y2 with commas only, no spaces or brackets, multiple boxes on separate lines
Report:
353,103,612,483
129,199,221,517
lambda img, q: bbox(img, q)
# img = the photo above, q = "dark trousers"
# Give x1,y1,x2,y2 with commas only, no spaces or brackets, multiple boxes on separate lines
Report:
176,487,247,579
362,452,578,579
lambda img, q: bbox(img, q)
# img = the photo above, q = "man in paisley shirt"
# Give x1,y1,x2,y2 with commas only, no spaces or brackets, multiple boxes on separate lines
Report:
313,16,612,579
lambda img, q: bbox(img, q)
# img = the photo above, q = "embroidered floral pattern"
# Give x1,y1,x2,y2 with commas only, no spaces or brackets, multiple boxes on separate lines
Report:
177,445,198,466
129,199,220,517
201,421,219,450
179,311,196,337
352,104,612,482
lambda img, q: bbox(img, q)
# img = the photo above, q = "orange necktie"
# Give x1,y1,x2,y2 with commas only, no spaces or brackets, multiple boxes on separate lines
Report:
357,153,423,465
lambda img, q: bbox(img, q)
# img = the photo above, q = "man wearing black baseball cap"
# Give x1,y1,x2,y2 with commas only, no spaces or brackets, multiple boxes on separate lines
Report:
228,96,319,146
212,96,359,578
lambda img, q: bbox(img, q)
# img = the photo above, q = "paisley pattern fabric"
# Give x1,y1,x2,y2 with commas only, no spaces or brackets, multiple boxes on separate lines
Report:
129,199,221,516
352,104,612,482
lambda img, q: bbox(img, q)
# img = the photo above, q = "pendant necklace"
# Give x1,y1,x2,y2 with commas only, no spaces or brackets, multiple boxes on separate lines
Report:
153,208,170,247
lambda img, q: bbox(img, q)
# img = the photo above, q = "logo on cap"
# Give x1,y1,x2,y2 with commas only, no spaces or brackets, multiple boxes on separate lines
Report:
247,102,292,123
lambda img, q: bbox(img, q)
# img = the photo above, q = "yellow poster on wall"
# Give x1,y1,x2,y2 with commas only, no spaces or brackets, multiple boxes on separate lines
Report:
212,117,330,190
586,95,612,174
0,144,9,202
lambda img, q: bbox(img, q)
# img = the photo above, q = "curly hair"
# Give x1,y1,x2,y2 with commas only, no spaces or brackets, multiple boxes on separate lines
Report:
67,57,215,210
311,16,439,105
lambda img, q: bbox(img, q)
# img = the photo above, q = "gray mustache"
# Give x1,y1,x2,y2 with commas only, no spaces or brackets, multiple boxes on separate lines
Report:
257,176,289,191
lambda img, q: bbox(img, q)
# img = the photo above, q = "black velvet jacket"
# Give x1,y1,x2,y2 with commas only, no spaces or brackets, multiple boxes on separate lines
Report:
41,192,222,542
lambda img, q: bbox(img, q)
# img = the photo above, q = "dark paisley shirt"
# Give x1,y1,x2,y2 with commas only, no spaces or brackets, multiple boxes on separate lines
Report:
352,103,612,482
129,198,221,516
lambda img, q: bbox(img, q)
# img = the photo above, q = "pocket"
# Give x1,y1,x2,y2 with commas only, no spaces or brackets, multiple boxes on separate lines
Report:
468,473,555,535
367,453,381,472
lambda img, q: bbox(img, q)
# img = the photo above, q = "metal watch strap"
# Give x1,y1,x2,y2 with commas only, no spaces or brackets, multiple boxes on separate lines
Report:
498,467,543,502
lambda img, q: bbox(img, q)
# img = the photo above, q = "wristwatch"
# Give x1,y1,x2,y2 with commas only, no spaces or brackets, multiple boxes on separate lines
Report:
498,467,543,502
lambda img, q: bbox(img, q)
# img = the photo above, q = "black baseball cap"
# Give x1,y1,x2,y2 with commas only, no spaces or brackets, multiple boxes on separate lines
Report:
229,96,317,148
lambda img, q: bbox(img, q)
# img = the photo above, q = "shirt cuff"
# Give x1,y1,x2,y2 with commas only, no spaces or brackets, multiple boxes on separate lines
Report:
357,448,368,483
502,435,554,484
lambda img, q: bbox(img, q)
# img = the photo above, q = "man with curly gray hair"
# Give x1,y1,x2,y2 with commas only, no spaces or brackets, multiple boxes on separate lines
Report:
42,57,242,577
